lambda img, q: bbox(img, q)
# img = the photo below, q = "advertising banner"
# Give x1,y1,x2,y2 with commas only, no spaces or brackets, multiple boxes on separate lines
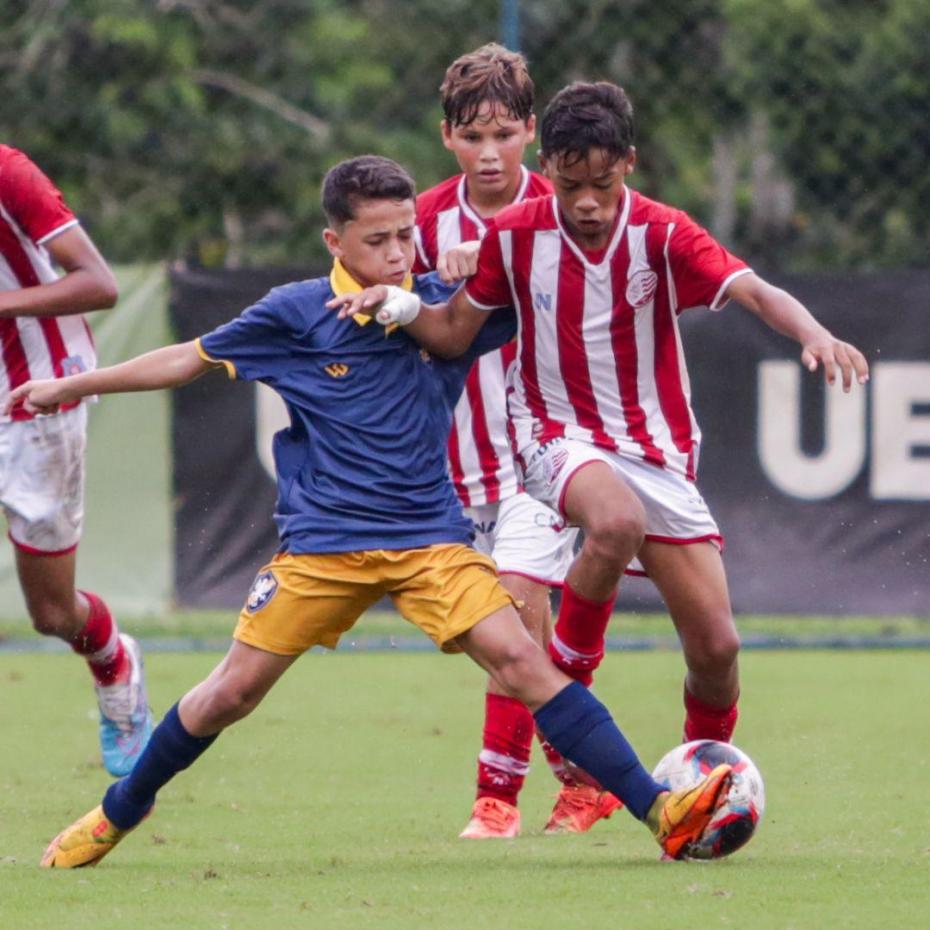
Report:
170,267,929,615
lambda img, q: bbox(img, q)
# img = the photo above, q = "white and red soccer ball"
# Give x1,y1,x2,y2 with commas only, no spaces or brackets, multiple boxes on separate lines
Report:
652,740,765,859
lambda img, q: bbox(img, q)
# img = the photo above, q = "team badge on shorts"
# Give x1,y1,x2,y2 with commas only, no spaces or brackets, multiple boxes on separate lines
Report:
625,270,658,309
246,570,278,613
542,445,570,486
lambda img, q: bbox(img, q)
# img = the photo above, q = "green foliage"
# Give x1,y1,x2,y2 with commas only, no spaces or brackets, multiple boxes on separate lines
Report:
0,0,926,269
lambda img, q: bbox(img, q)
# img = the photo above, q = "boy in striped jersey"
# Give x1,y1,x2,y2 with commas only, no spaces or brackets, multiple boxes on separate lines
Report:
415,46,610,839
331,81,868,795
0,146,152,776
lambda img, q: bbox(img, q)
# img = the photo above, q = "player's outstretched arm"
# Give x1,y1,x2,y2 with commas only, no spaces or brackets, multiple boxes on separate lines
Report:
0,226,118,319
727,272,869,391
5,340,215,416
326,285,488,358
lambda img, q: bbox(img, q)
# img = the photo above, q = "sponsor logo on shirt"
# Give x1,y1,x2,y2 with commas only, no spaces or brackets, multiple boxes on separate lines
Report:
246,571,278,613
533,291,554,312
625,270,658,309
324,363,350,378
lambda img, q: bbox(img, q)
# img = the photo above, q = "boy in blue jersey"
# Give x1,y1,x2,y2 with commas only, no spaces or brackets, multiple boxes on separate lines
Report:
10,156,733,868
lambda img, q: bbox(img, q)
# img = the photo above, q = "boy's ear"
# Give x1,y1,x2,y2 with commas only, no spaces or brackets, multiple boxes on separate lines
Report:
538,151,550,177
322,227,343,258
524,113,537,144
624,147,637,175
440,119,454,151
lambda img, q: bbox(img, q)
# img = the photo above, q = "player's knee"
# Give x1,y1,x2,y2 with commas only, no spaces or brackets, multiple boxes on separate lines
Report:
490,637,547,696
584,507,646,564
687,625,741,677
28,599,79,639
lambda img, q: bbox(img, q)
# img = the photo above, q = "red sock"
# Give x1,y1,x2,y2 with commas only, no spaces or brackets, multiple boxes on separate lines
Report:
536,727,579,787
547,583,614,687
475,693,534,805
683,685,739,742
70,591,127,686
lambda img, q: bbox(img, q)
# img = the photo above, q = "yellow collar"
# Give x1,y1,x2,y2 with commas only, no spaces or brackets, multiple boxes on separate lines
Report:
330,259,413,328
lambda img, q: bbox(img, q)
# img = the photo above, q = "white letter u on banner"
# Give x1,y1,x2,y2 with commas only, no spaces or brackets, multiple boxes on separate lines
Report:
757,360,866,500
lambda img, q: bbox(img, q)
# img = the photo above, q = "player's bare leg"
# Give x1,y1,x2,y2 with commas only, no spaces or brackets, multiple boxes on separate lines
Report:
17,547,153,775
17,547,87,641
41,640,298,868
562,462,645,604
460,575,552,838
639,540,740,741
179,640,299,736
539,464,643,832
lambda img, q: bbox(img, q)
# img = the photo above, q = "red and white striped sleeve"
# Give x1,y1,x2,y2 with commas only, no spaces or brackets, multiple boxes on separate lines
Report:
464,223,512,310
0,148,78,245
666,213,750,312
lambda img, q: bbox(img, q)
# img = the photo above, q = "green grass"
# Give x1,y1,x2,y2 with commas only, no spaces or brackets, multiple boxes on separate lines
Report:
1,609,928,647
1,649,928,929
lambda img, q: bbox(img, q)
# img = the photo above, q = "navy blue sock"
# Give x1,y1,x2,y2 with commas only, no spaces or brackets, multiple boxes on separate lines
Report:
534,681,664,821
103,703,218,830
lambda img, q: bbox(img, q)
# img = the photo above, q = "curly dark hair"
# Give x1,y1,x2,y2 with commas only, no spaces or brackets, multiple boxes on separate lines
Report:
540,82,635,165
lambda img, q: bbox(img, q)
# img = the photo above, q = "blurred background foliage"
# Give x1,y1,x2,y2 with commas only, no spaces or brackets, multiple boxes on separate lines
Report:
2,0,927,271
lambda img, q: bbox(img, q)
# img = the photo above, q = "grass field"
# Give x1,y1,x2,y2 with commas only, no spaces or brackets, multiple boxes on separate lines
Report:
1,642,928,929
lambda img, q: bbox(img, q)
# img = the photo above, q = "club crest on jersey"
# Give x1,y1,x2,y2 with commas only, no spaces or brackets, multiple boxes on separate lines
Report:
625,270,658,309
324,363,350,378
59,355,87,376
246,571,278,613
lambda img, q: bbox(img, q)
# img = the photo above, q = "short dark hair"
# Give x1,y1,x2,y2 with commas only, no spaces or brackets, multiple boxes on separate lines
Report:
540,82,635,166
440,43,534,127
321,156,416,227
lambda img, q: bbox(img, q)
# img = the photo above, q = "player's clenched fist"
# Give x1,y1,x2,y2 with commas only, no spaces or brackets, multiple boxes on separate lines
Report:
437,241,480,284
5,378,75,416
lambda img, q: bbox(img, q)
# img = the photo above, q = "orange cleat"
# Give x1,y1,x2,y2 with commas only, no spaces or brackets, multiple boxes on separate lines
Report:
459,797,521,839
40,804,134,869
543,784,624,834
654,763,733,860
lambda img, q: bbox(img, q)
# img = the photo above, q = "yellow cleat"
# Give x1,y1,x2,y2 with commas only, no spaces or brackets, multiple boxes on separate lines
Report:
459,797,521,839
40,805,131,869
544,783,624,835
654,763,733,860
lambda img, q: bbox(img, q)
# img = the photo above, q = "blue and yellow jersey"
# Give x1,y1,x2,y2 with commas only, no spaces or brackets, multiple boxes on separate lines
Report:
197,260,515,554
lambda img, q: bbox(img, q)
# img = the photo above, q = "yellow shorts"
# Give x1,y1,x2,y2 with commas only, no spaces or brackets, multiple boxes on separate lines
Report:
233,544,515,656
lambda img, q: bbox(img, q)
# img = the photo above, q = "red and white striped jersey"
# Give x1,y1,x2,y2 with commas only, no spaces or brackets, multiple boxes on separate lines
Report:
415,167,551,506
0,145,96,422
465,187,751,481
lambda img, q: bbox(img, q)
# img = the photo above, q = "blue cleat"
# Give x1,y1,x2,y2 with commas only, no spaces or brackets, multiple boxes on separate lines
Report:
95,634,153,776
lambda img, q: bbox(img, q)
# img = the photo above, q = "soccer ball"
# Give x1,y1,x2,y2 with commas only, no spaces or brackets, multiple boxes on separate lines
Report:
652,740,765,859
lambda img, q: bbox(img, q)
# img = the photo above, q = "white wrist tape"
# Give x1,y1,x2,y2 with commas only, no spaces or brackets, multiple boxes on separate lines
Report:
376,286,421,326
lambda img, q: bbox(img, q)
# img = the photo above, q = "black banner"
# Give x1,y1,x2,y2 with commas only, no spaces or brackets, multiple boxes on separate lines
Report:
170,267,930,615
169,266,314,608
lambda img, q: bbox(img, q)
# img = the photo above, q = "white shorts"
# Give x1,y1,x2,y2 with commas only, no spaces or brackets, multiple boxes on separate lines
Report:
465,491,578,586
0,404,86,555
520,438,722,550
